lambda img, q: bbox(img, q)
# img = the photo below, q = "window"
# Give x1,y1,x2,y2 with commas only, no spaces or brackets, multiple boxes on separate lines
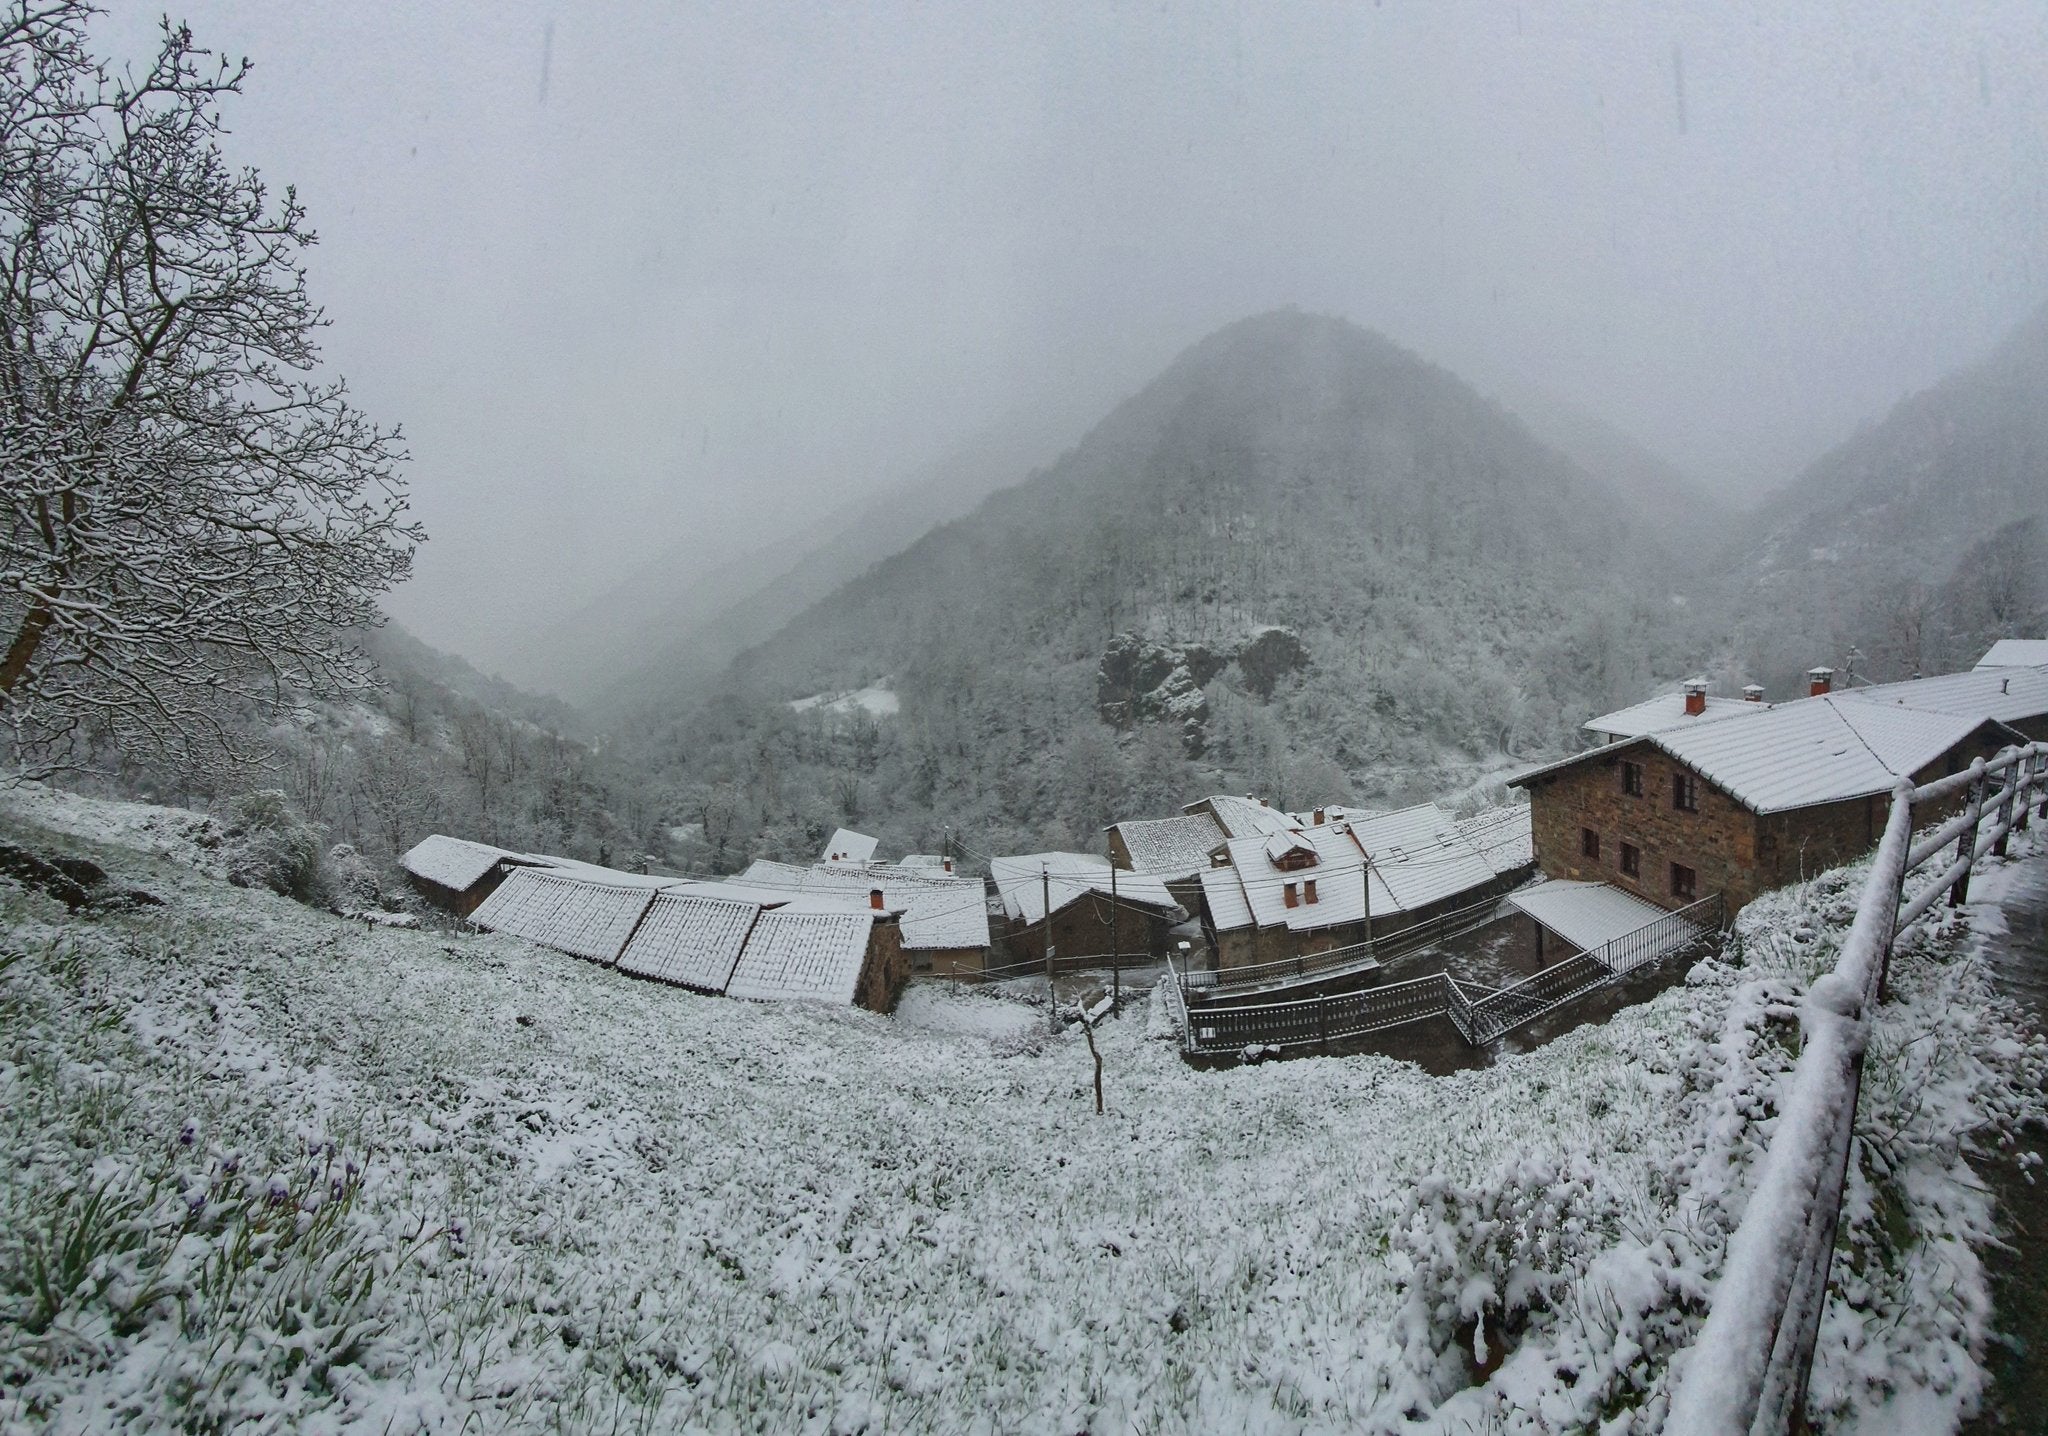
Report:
1620,842,1640,878
1671,862,1697,901
1580,827,1600,861
1622,761,1644,797
1672,771,1699,812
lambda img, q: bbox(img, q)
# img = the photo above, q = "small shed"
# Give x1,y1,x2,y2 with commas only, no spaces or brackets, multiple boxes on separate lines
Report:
726,908,908,1010
400,834,546,916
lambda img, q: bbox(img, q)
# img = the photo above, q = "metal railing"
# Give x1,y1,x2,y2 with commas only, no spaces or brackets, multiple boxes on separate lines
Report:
1668,742,2044,1435
1192,891,1513,998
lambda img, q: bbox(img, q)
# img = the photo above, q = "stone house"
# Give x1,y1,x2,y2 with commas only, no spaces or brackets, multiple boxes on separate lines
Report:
989,852,1184,970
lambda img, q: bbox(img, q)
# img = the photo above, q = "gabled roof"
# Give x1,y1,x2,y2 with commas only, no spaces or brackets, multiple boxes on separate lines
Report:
1515,692,2013,814
470,868,659,965
725,910,876,1004
1976,640,2048,669
1583,691,1767,741
615,893,759,992
820,828,879,865
1224,825,1384,933
1109,813,1228,880
400,835,541,893
1505,881,1669,953
735,859,990,951
1185,794,1300,840
988,853,1179,925
1842,664,2048,727
1355,806,1500,912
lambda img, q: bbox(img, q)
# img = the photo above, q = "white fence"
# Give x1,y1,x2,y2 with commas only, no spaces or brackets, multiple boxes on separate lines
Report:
1668,742,2045,1434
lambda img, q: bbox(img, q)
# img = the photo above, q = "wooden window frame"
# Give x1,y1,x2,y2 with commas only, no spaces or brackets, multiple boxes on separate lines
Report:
1622,760,1644,798
1580,827,1600,861
1672,771,1699,813
1670,861,1697,901
1619,841,1640,878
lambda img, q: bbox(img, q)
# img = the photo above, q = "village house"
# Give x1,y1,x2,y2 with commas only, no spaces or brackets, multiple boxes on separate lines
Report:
400,834,551,916
1511,672,2026,918
1974,639,2048,670
1194,803,1523,971
1582,675,1771,746
988,852,1183,969
1105,811,1229,916
736,857,991,978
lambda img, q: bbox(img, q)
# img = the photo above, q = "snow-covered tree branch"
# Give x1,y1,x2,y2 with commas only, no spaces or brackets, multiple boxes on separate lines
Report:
0,1,421,776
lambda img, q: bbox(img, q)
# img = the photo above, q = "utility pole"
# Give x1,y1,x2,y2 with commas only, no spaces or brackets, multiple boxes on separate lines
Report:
1354,822,1373,949
1043,863,1057,1033
1109,838,1121,1009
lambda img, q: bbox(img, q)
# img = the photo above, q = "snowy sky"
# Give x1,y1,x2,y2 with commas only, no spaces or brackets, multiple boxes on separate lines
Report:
94,1,2048,674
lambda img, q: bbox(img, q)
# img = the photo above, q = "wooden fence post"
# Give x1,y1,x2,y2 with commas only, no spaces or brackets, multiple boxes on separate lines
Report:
2013,750,2034,834
1994,757,2018,859
1951,762,1987,909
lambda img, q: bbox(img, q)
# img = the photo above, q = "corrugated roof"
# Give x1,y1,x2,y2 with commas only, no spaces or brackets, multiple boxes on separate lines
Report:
988,853,1178,925
1110,813,1227,880
819,828,879,865
469,868,658,965
615,893,758,991
1505,881,1671,953
401,834,530,893
1583,691,1768,741
1975,640,2048,669
725,909,876,1004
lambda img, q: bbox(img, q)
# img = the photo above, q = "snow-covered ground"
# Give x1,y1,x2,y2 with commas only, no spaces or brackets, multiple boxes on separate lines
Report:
788,684,900,720
0,786,2042,1433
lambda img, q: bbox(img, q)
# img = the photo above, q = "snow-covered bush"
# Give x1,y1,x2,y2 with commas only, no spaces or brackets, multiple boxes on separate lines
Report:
324,842,383,910
220,790,327,904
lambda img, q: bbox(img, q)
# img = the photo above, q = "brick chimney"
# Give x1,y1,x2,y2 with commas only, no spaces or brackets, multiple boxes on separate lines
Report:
1312,807,1326,825
1808,666,1834,697
942,856,954,874
1683,677,1709,717
1742,683,1765,703
1304,878,1318,904
869,889,885,910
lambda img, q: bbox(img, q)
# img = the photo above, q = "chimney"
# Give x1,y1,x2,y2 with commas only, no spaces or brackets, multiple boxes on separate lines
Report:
1742,683,1765,703
1683,677,1709,717
1304,878,1318,904
1808,666,1834,697
1283,881,1299,909
869,889,884,911
942,856,954,874
1313,807,1326,825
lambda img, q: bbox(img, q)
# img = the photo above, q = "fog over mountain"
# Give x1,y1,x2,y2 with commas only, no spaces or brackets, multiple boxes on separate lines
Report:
84,1,2048,681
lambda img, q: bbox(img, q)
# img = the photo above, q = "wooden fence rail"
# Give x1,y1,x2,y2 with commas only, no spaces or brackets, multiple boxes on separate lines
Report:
1668,742,2045,1435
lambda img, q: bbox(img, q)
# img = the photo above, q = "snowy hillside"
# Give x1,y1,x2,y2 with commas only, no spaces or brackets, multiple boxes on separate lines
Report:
1,788,2042,1432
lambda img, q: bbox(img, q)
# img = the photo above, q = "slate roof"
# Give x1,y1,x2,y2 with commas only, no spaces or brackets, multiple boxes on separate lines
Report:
614,892,759,991
1975,640,2048,669
820,828,879,865
1109,813,1228,880
400,835,537,893
989,853,1179,925
1514,693,2012,813
1842,664,2048,728
1187,794,1300,840
1456,806,1536,877
1582,691,1767,742
725,909,876,1004
1505,880,1671,954
736,859,990,951
469,868,658,965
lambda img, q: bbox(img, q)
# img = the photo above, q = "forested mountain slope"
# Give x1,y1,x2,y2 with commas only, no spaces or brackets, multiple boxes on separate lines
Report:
1720,301,2048,690
622,310,1711,863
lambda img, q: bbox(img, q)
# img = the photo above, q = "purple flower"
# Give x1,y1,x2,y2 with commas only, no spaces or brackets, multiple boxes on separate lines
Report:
178,1118,199,1148
266,1175,290,1206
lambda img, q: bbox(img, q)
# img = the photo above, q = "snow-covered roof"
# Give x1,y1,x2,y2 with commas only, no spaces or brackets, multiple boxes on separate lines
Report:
1975,639,2048,669
1583,691,1767,741
1198,864,1256,932
1505,881,1671,954
1515,692,2010,814
469,868,658,965
615,893,759,992
1841,664,2048,728
725,910,876,1005
1223,825,1384,933
1109,813,1227,880
899,853,955,872
1186,795,1299,840
400,834,537,893
988,853,1179,925
1456,806,1535,877
1355,806,1501,913
736,859,990,951
820,828,879,865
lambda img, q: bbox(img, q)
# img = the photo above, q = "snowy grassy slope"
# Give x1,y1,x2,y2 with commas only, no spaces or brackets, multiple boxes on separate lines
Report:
0,787,2042,1433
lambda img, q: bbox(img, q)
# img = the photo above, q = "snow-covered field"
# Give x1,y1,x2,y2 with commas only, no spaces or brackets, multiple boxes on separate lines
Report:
0,785,2043,1433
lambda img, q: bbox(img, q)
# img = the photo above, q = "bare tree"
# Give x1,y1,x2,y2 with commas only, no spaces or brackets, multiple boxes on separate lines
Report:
0,5,421,774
